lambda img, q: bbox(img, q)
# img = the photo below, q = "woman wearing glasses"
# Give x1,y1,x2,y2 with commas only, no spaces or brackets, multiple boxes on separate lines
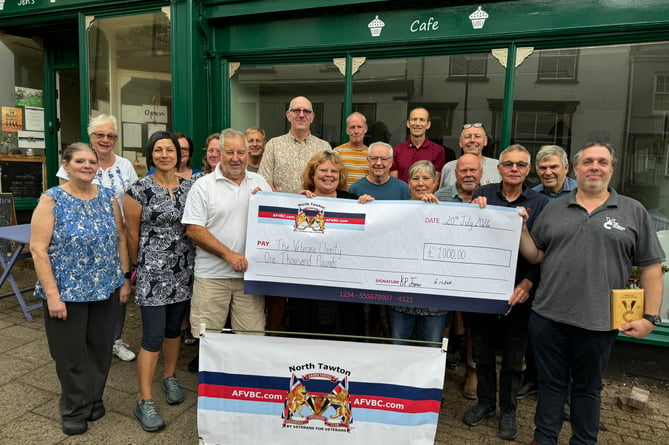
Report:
57,114,139,363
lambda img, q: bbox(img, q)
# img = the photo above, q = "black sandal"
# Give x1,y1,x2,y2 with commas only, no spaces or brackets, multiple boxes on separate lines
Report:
182,328,198,345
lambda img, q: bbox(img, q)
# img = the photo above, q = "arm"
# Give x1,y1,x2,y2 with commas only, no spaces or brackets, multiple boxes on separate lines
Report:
389,170,398,178
113,198,132,304
518,208,544,264
29,195,66,319
186,224,248,272
122,195,142,266
619,262,663,338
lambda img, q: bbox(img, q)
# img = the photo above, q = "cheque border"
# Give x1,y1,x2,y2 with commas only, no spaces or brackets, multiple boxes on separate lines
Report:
245,281,509,315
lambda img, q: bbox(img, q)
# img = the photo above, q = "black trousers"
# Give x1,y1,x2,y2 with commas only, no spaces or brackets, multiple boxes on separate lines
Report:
43,291,118,422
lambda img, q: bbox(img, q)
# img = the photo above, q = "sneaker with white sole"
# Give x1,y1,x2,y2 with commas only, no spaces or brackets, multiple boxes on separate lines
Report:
112,339,136,361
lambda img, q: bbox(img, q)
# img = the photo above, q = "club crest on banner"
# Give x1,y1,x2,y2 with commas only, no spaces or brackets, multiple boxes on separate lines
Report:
294,203,326,233
282,373,352,431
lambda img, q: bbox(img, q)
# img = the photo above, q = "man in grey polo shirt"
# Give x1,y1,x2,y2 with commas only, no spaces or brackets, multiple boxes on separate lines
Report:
519,142,664,445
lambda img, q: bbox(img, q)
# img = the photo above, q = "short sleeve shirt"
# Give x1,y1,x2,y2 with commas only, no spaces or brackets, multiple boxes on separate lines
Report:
258,133,331,193
530,189,665,331
391,139,446,183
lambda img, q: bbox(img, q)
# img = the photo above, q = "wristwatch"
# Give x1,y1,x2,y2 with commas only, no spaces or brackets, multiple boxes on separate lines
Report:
643,314,662,326
124,271,132,279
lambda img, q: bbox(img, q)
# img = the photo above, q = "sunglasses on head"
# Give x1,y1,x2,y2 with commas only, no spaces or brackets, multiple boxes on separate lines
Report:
462,123,484,129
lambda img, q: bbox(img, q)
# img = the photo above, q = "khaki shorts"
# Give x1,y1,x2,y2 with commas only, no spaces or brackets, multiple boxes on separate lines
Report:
190,277,265,337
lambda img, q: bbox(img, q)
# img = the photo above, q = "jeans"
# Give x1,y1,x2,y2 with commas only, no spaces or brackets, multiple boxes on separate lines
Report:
470,302,530,413
529,311,617,445
387,307,451,346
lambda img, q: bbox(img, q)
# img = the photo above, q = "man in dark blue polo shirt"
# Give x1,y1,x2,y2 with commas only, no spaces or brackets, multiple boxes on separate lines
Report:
463,144,548,441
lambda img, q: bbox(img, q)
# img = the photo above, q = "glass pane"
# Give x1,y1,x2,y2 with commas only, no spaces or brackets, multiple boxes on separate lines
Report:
88,12,171,164
230,63,344,146
353,54,505,158
513,41,669,221
0,34,44,157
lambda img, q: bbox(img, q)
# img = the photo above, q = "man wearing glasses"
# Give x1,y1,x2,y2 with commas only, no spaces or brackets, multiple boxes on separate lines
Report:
463,144,548,441
350,142,410,200
440,123,501,189
390,107,446,185
258,96,331,332
258,96,331,194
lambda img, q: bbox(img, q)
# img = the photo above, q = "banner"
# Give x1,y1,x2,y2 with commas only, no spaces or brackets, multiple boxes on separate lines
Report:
245,192,522,314
198,333,446,444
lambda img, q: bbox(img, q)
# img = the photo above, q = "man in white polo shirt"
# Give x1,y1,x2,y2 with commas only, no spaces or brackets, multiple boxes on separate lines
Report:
182,128,272,370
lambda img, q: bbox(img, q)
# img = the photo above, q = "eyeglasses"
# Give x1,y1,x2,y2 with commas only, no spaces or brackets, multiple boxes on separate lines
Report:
462,123,484,129
289,108,313,116
500,161,529,169
367,156,392,162
92,132,118,141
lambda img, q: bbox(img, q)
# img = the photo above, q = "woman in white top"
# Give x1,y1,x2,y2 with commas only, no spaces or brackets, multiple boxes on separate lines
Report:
57,114,138,362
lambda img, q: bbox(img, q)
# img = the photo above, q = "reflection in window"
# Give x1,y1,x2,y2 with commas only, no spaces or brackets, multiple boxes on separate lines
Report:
449,54,488,79
230,63,343,146
654,73,669,113
353,55,504,155
88,11,171,161
537,49,578,81
513,42,669,235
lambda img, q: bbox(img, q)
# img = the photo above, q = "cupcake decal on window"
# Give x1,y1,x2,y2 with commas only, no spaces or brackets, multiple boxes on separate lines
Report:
368,15,386,37
469,6,489,30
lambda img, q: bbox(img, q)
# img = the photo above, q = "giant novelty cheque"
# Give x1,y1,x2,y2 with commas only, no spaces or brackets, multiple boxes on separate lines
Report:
244,192,522,314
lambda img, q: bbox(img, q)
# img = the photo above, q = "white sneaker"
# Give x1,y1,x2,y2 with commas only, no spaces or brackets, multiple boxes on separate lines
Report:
112,339,136,361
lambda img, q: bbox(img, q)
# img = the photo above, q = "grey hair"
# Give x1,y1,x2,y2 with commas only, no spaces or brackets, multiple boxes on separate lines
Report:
87,114,117,135
536,145,568,166
368,141,393,158
572,141,618,167
219,128,247,149
408,160,436,180
499,143,531,164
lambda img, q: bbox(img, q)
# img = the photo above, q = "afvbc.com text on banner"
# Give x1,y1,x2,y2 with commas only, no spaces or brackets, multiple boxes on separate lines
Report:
244,192,522,314
197,333,446,444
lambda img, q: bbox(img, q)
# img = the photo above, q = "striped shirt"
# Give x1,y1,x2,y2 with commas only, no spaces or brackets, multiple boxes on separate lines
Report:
334,143,369,186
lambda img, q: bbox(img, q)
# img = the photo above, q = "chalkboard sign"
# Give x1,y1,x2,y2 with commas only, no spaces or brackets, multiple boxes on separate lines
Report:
0,193,16,254
0,156,45,199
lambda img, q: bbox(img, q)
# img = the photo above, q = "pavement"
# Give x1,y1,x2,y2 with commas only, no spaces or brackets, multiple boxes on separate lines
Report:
1,259,668,444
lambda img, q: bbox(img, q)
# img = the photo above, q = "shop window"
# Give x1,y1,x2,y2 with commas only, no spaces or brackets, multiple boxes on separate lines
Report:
653,73,669,113
88,10,171,166
449,55,488,80
352,54,503,152
537,49,578,81
230,62,344,146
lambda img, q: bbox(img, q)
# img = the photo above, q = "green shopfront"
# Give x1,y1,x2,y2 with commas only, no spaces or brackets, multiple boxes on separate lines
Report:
1,0,669,323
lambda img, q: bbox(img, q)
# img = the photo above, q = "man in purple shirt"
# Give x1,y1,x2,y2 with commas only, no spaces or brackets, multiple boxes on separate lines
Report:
390,107,446,186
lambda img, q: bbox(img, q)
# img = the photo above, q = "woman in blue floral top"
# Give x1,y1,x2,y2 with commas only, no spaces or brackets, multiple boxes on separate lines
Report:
123,131,195,432
31,142,132,435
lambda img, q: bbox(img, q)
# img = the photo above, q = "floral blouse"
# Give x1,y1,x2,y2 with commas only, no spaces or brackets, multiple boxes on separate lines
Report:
34,186,123,302
126,176,195,306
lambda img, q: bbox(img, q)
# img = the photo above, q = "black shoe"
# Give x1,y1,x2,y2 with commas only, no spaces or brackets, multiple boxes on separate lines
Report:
516,380,538,399
498,411,518,440
462,404,495,426
446,349,460,369
188,355,199,373
62,419,88,435
88,402,106,421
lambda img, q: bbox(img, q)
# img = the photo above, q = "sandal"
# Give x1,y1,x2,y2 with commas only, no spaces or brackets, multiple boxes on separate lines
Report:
182,328,198,346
